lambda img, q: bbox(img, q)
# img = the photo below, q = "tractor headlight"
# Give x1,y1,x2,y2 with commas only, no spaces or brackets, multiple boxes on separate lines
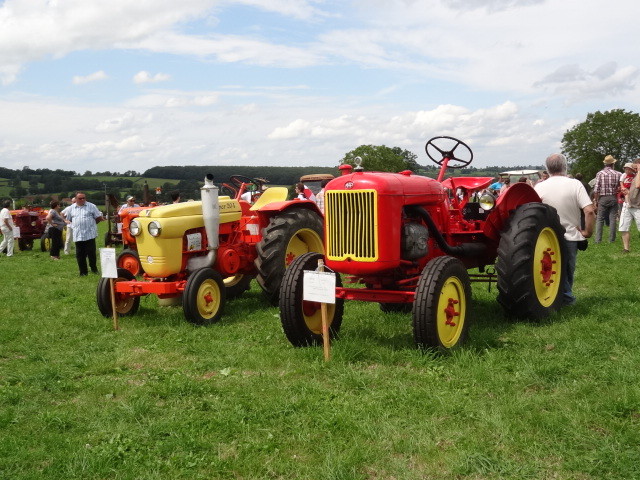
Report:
129,219,141,236
479,192,496,211
148,220,162,237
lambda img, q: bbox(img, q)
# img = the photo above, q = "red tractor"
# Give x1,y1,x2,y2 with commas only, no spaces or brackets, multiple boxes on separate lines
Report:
279,136,566,351
96,174,324,324
10,207,49,251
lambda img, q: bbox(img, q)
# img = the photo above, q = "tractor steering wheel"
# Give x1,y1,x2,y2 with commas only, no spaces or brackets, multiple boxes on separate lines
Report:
229,175,259,189
425,136,473,168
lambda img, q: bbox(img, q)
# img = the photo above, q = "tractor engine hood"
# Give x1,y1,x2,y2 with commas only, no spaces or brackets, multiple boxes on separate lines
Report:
329,170,445,205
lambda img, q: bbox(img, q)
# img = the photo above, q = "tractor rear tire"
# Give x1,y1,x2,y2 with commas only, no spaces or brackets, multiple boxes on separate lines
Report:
96,268,140,318
183,268,226,325
412,256,471,351
280,252,343,347
117,249,143,277
40,233,51,252
497,203,566,320
18,238,33,251
224,274,254,299
255,208,324,305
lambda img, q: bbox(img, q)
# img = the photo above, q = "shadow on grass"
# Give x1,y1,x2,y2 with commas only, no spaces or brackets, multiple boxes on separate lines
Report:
112,287,275,329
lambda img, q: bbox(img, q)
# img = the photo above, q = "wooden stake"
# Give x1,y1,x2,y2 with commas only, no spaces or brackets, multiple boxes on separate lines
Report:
110,278,119,331
318,259,330,361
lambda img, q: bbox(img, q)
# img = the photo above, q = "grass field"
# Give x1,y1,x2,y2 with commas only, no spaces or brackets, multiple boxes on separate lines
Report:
1,222,639,479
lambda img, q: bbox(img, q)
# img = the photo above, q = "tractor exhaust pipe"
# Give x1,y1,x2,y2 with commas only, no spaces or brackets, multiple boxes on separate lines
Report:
187,174,220,271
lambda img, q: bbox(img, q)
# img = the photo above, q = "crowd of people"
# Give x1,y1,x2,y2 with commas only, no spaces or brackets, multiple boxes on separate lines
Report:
0,190,184,276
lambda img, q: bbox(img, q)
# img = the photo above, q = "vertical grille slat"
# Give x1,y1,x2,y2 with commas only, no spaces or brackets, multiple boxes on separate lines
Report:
325,190,378,261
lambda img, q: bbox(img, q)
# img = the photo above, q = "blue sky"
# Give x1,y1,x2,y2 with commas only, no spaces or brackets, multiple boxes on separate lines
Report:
1,0,638,174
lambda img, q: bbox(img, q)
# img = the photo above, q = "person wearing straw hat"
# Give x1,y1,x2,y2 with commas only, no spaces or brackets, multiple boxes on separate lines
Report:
593,154,622,243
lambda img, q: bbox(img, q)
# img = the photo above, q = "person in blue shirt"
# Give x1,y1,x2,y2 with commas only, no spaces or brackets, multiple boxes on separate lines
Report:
489,176,504,194
64,192,104,276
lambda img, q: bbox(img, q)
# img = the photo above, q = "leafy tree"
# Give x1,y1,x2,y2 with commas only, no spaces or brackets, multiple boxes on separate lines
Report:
562,109,640,180
340,145,419,172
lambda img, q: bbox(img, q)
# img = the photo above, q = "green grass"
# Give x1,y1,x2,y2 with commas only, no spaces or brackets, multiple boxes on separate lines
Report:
1,223,640,479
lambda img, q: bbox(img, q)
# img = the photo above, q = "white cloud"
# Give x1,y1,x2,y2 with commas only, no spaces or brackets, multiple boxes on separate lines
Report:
133,71,171,84
72,70,108,85
230,0,331,20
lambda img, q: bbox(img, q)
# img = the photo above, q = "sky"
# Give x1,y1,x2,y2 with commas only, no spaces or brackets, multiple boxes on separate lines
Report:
0,0,638,174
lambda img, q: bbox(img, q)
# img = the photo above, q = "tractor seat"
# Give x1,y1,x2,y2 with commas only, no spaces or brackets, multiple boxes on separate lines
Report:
250,187,289,211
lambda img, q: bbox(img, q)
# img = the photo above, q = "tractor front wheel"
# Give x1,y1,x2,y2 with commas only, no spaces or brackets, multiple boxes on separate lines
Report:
117,249,143,277
183,268,226,325
255,208,324,305
96,268,140,317
497,203,566,319
280,252,343,347
412,256,471,351
40,233,51,252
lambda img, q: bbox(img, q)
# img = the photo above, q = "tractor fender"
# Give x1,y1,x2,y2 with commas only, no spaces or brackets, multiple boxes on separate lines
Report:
483,182,541,243
255,199,322,217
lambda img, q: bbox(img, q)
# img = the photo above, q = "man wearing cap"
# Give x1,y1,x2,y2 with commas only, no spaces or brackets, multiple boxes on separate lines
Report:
619,162,640,253
119,195,139,214
593,155,622,243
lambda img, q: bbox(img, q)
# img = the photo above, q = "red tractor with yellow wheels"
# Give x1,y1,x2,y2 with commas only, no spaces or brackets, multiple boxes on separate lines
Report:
96,174,324,324
279,136,566,351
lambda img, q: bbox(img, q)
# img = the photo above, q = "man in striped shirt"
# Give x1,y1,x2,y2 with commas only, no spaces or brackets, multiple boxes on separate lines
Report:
593,155,622,243
64,192,104,276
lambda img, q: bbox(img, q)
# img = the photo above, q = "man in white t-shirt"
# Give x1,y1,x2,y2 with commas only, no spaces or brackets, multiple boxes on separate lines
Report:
535,153,595,306
0,200,15,257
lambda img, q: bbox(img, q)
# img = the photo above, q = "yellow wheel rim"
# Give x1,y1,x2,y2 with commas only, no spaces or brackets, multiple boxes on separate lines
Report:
533,227,561,307
224,274,244,287
285,228,324,266
196,278,222,319
302,301,337,335
436,276,466,348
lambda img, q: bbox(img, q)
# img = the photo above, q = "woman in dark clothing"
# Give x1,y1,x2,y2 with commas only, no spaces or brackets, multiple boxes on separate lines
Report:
46,201,66,260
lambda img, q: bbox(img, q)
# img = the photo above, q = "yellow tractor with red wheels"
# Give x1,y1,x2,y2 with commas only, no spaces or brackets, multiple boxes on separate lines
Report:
97,174,324,325
279,136,567,351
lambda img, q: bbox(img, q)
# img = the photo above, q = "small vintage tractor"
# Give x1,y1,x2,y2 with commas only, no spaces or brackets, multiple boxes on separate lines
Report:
96,174,324,324
114,204,157,277
114,175,271,277
10,207,49,251
279,136,567,351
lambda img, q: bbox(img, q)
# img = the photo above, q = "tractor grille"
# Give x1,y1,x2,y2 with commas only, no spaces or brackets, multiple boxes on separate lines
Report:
325,189,378,261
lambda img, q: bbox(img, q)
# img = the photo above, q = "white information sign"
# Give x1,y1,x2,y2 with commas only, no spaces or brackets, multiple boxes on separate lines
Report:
12,226,20,238
303,270,336,304
117,222,123,234
99,248,118,278
186,232,202,251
